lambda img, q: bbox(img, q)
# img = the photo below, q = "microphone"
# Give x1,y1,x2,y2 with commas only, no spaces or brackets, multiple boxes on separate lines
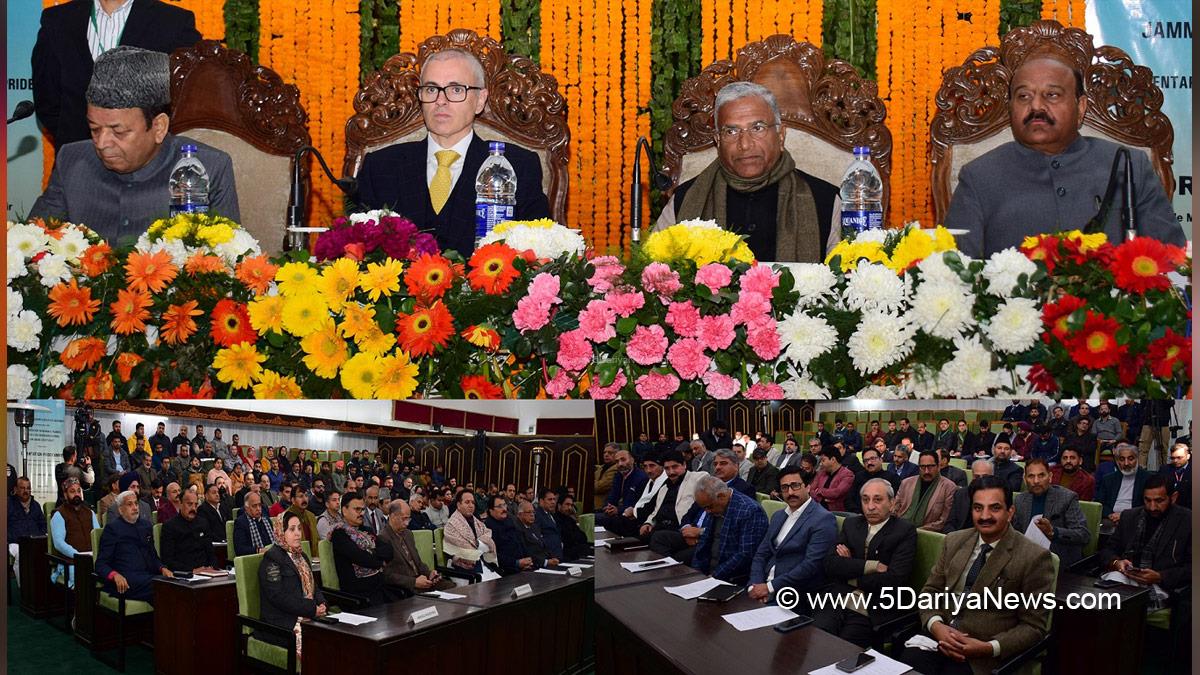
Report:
629,137,672,245
1120,149,1137,242
287,145,359,251
7,100,34,124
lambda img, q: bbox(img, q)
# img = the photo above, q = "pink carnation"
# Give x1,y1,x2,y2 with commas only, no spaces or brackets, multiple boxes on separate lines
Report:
588,369,628,399
513,295,552,332
695,263,734,293
527,272,562,303
634,372,681,399
665,301,701,338
745,318,782,360
604,289,645,318
743,382,785,399
703,372,740,400
587,256,625,294
641,263,682,300
730,290,772,326
544,370,575,399
740,264,780,296
556,329,593,372
577,299,617,343
696,314,736,351
627,325,669,365
667,337,711,380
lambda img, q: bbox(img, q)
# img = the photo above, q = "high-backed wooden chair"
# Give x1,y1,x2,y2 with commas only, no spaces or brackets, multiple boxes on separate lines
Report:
343,29,570,221
930,20,1175,223
661,35,892,211
170,40,311,254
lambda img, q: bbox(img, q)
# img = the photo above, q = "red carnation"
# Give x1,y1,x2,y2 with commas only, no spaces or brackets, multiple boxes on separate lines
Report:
1027,364,1059,394
1065,311,1127,370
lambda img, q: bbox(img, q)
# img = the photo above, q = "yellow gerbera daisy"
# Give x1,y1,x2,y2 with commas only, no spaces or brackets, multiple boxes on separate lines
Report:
276,261,320,297
318,257,362,312
358,259,405,302
376,351,420,399
1065,230,1108,253
281,294,329,337
253,370,303,399
338,303,379,340
339,352,381,399
300,320,349,378
356,326,397,355
247,295,285,334
212,343,266,390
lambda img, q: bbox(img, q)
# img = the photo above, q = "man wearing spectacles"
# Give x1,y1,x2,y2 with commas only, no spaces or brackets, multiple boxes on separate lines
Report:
355,48,551,255
656,81,839,262
747,465,837,609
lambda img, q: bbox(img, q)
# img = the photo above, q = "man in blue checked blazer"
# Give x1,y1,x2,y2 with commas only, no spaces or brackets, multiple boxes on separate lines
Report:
748,465,837,608
690,476,768,584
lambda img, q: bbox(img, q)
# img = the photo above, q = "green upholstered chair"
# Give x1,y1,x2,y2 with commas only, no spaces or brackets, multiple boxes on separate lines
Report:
412,529,436,570
152,523,162,556
873,528,946,650
835,515,845,532
316,538,369,609
232,508,241,520
756,493,770,504
762,499,786,521
89,527,154,672
1078,500,1101,557
226,521,236,559
579,512,595,543
234,552,297,674
434,527,446,567
949,458,968,470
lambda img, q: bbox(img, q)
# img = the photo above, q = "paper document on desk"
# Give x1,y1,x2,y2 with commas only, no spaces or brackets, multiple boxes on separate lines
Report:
619,557,680,573
1100,571,1169,601
559,562,593,569
595,526,608,534
594,539,612,547
422,590,467,599
664,576,732,600
534,568,569,575
808,649,910,675
721,605,797,631
330,612,377,626
1022,516,1052,550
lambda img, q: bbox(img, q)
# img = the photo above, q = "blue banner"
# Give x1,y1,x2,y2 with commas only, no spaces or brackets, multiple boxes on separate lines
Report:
7,1,45,220
1088,1,1193,242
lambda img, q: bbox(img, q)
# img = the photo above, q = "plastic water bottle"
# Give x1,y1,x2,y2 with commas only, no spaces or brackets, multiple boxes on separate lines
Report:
474,141,517,245
169,143,210,215
839,146,883,238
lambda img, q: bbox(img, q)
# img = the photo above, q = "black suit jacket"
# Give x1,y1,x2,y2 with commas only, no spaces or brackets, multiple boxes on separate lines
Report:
354,133,551,255
32,0,201,148
257,544,324,647
822,516,918,626
1099,505,1191,595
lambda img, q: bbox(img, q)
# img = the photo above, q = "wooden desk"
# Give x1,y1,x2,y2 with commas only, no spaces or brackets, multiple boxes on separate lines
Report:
152,575,239,675
595,547,703,592
18,536,65,618
1052,572,1150,675
596,583,864,675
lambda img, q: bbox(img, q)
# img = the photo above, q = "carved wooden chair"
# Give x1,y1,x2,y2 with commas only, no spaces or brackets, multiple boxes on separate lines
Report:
169,40,311,254
343,29,570,221
930,20,1175,223
661,35,892,214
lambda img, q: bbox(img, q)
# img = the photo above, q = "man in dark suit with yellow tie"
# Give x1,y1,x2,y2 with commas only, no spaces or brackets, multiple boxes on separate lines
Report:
354,49,551,255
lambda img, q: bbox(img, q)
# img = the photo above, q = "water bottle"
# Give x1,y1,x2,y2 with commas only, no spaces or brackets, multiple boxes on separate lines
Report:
474,141,517,245
839,146,884,238
169,143,210,215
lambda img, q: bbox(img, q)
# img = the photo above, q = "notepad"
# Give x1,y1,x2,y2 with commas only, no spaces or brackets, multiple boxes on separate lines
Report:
664,576,732,600
721,605,797,631
329,612,377,626
618,557,680,573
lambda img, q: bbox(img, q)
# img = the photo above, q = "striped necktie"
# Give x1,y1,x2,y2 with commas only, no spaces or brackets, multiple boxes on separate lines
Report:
429,149,460,214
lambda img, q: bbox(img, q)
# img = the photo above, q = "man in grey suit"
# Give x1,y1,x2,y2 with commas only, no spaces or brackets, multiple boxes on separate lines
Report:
1012,458,1089,567
747,465,837,609
377,501,455,594
30,46,239,246
946,51,1183,257
687,440,715,475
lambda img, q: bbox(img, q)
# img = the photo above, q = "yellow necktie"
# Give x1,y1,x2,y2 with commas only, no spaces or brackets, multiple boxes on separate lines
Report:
429,149,460,214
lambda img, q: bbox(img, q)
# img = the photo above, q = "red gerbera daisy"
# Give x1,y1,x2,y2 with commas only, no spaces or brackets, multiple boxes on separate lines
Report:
461,374,504,399
394,302,454,357
1041,294,1087,343
466,243,520,295
210,298,257,347
1026,364,1059,394
1108,237,1186,294
404,253,458,300
1065,311,1127,370
1146,329,1191,380
1020,235,1062,273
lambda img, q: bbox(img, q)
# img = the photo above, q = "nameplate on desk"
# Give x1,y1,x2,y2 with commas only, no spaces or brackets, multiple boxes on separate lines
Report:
567,566,582,577
512,584,533,598
407,606,439,625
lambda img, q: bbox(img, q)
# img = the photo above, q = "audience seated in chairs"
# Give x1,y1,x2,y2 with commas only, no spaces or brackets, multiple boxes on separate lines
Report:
107,473,152,526
233,491,279,557
689,475,768,584
533,488,564,561
161,488,220,573
377,500,456,595
1050,447,1095,502
443,490,497,576
315,488,343,540
1097,443,1150,523
712,448,756,498
285,485,321,555
514,500,559,568
847,447,900,515
7,476,46,586
50,477,98,588
748,465,837,611
485,494,535,574
258,510,326,665
809,446,855,512
892,451,957,532
1099,473,1191,612
97,490,173,603
329,492,395,606
1162,443,1191,510
196,482,231,537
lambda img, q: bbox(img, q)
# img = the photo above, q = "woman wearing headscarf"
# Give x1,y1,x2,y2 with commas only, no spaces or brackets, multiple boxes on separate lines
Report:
258,510,326,668
442,491,497,575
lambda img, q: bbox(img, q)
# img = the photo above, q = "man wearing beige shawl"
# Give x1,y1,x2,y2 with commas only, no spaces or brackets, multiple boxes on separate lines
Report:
443,491,498,576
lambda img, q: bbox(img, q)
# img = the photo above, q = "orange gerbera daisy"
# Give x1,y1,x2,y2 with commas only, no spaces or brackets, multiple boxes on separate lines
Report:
47,279,101,327
460,374,504,399
60,337,107,371
467,243,520,294
124,250,178,293
184,253,227,276
210,299,257,347
109,288,154,335
79,243,114,277
161,299,203,345
461,324,501,351
404,253,458,299
395,302,454,357
115,353,145,382
83,370,115,400
235,255,279,294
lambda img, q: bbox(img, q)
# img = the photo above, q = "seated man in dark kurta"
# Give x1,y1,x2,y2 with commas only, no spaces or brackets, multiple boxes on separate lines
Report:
354,48,551,255
656,81,838,262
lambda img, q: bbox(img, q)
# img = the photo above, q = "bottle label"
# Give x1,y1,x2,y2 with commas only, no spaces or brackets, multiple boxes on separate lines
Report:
170,203,209,216
840,209,883,234
475,203,515,240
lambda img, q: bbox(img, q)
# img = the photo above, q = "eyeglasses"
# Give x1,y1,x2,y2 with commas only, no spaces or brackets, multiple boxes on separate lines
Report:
779,482,805,492
717,121,779,141
417,84,484,103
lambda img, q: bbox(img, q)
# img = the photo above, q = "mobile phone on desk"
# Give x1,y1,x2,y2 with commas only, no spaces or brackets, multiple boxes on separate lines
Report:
835,652,876,672
312,616,340,624
1094,578,1123,589
772,615,812,633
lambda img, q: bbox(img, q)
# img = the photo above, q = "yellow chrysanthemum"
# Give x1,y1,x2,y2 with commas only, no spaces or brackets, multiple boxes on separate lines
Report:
212,343,266,390
492,218,556,234
339,352,382,399
888,229,935,272
375,351,420,399
163,220,191,241
826,239,887,272
643,222,755,266
148,218,170,237
281,294,329,337
247,295,285,334
253,370,303,399
1064,230,1107,252
358,259,405,301
356,326,397,355
300,319,349,378
338,303,379,340
318,257,362,312
197,223,234,246
276,261,320,297
930,225,958,252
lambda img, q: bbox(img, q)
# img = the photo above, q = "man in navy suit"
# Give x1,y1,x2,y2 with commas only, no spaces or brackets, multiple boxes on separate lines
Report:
748,466,837,609
96,490,173,602
354,49,551,255
533,487,564,561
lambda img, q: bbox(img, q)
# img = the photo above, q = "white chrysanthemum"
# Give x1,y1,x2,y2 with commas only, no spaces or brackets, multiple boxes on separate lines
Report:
844,262,909,313
7,223,51,260
847,311,915,374
7,251,27,282
37,253,72,288
478,223,586,259
348,209,395,225
982,248,1037,297
215,228,261,264
901,368,943,399
7,364,34,400
777,263,837,308
936,338,1003,398
674,218,722,230
777,312,838,368
41,364,71,388
8,287,23,315
985,297,1043,354
7,310,42,352
781,373,831,399
910,282,976,339
853,228,891,244
855,384,904,399
49,227,89,262
916,252,969,288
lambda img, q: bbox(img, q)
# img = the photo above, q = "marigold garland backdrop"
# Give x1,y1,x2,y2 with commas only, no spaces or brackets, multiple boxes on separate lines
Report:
34,0,1090,247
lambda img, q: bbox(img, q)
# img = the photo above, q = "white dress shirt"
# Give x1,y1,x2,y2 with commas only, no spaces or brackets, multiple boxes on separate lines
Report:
425,132,474,192
766,497,812,590
87,0,134,61
927,533,1003,658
